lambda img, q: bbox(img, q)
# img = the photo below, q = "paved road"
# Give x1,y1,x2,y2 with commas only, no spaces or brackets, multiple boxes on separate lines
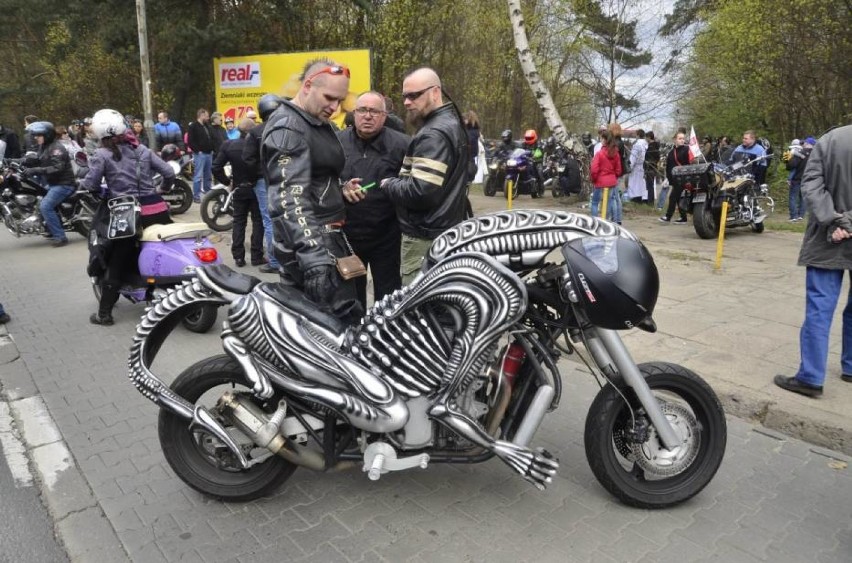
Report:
1,394,69,562
0,199,850,562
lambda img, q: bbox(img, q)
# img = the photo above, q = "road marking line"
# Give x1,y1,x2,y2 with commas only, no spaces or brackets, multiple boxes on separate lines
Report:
0,401,34,488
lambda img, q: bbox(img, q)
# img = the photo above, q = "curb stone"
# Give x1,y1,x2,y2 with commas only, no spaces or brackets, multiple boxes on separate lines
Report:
0,328,129,563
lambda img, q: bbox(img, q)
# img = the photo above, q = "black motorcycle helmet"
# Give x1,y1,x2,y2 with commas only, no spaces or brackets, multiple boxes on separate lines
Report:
501,129,512,143
160,143,181,161
258,94,284,121
27,121,56,144
561,235,659,332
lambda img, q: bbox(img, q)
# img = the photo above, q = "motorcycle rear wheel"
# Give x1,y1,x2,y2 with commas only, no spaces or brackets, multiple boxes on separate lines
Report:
181,304,219,333
158,355,297,501
584,361,726,509
200,188,234,232
168,179,193,216
692,202,719,240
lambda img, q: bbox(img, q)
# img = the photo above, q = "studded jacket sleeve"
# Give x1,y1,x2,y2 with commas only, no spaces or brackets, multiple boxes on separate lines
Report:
261,113,334,271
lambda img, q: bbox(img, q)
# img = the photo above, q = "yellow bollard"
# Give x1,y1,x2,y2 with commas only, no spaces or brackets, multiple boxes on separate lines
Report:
601,188,610,220
714,201,729,270
507,178,513,210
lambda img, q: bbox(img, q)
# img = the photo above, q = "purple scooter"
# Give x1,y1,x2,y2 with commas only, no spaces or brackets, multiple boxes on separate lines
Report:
91,222,222,332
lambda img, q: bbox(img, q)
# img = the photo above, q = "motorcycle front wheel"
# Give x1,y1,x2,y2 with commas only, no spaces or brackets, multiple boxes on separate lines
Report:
584,361,727,509
483,175,497,197
692,202,719,240
158,355,297,501
200,188,234,232
751,222,765,233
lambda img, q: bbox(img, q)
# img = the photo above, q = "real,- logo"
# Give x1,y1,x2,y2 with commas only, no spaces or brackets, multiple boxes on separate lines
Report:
219,62,261,88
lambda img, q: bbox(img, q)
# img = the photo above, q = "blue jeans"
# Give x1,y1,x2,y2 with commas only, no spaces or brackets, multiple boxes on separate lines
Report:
795,267,852,387
590,187,619,222
192,152,213,198
253,179,279,268
41,184,75,241
789,181,803,219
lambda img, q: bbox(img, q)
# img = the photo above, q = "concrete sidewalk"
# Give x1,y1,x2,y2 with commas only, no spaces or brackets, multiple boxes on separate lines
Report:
492,194,852,455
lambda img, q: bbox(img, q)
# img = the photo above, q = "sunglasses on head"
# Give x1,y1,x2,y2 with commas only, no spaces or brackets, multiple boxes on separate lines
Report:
305,65,351,82
402,85,438,101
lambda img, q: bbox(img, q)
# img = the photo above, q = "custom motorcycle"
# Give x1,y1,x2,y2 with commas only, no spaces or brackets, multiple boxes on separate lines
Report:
543,146,584,200
0,159,97,239
129,210,727,508
674,155,774,239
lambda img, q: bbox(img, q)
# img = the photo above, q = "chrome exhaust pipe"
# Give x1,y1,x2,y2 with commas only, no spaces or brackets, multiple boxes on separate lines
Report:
217,392,328,471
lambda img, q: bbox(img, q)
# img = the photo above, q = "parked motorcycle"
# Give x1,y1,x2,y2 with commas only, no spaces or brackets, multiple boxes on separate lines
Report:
674,155,775,239
90,220,222,333
129,210,727,508
503,148,545,199
0,159,97,239
200,180,235,232
158,145,194,215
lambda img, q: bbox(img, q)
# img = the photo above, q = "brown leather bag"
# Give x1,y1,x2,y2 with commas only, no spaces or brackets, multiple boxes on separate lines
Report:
336,255,367,280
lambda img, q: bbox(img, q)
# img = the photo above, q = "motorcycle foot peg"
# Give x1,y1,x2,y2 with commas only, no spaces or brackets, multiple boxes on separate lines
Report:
362,442,430,481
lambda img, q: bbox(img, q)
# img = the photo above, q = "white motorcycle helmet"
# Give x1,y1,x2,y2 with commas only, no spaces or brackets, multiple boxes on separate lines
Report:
90,109,128,140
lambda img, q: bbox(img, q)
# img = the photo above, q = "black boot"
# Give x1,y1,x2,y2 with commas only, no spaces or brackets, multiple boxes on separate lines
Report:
91,283,120,326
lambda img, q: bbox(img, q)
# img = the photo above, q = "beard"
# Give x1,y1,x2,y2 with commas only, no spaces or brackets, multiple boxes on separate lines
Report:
406,109,425,129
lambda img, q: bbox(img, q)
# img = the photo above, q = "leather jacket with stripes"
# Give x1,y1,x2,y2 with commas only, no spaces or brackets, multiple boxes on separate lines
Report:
382,103,469,240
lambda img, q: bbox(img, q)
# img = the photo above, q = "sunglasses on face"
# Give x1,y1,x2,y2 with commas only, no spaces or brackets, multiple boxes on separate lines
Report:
305,65,351,82
402,85,438,101
354,107,385,117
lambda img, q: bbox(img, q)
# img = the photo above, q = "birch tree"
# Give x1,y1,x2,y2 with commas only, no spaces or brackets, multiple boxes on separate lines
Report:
507,0,584,152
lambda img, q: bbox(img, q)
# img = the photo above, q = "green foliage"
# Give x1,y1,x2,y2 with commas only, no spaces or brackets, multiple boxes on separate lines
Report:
679,0,851,143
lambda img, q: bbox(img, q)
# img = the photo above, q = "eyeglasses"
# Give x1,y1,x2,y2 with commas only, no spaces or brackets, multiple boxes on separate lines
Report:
402,85,438,101
305,65,351,82
354,107,386,117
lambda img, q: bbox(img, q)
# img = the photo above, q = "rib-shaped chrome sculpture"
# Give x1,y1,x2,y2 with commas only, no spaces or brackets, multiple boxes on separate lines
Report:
129,250,559,488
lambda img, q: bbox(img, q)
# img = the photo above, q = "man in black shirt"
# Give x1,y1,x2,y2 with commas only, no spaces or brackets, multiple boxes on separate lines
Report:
186,108,214,202
338,91,410,309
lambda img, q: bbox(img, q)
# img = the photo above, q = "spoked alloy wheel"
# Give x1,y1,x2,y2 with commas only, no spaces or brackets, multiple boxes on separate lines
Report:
584,361,727,509
158,355,296,501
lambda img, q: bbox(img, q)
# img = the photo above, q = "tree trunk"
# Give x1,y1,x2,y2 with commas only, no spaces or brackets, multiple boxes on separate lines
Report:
507,0,583,153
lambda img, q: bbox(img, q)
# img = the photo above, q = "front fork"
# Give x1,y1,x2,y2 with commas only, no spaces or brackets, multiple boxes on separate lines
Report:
583,327,680,450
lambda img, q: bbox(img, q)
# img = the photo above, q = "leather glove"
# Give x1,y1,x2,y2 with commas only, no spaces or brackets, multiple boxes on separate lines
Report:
303,264,339,305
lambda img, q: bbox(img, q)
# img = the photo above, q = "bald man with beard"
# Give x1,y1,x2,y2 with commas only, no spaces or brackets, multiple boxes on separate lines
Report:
345,68,468,285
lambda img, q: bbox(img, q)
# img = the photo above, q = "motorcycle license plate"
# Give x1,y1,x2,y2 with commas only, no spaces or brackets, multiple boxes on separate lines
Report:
692,193,706,203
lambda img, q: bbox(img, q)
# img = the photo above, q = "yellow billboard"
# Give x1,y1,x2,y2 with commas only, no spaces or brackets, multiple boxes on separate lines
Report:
213,49,371,127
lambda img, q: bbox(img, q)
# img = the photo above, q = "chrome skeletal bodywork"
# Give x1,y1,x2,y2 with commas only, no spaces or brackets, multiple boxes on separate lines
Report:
129,209,694,492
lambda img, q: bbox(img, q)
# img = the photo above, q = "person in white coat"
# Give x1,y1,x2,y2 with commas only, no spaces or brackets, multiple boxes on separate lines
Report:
626,128,648,202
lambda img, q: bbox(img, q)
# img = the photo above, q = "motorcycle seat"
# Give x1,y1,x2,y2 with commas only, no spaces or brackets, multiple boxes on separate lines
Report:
201,264,262,295
259,283,348,334
141,222,213,242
